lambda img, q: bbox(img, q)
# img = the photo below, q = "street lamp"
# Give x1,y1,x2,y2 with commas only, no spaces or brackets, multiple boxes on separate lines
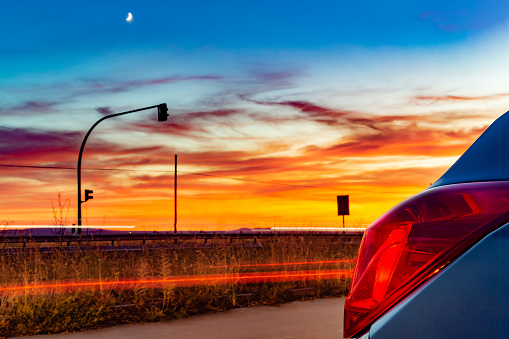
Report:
77,103,168,234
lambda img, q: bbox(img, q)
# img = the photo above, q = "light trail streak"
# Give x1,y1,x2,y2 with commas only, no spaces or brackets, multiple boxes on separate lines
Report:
0,269,354,296
3,225,135,229
209,259,356,268
271,227,366,232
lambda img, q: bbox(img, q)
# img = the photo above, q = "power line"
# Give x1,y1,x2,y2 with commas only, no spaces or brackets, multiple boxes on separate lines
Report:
0,164,336,191
0,164,75,170
176,170,335,190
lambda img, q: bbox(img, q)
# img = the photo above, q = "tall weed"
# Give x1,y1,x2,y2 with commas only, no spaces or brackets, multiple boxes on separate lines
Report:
0,235,358,336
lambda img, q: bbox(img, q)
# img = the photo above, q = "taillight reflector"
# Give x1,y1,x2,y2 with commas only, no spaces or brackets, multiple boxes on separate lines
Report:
344,182,509,338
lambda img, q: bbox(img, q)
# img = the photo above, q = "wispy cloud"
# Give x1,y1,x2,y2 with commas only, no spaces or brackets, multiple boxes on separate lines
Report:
414,93,509,102
234,98,489,159
1,62,503,229
302,117,487,158
1,74,224,118
0,100,62,116
82,75,222,95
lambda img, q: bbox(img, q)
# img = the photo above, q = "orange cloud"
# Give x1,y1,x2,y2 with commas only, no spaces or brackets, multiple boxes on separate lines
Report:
0,94,497,231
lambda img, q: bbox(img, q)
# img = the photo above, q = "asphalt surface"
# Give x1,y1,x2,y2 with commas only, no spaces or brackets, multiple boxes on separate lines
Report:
18,297,346,339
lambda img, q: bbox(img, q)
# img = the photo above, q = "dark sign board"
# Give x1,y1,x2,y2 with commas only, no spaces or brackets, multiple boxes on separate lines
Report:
337,195,350,216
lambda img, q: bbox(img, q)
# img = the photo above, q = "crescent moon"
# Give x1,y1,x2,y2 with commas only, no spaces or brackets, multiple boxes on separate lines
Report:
126,12,133,22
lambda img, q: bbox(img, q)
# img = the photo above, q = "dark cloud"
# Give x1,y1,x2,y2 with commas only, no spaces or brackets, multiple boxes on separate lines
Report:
277,100,351,126
245,98,428,134
0,127,81,161
96,107,113,115
0,100,62,116
242,98,353,126
122,109,242,138
0,126,169,169
18,100,59,112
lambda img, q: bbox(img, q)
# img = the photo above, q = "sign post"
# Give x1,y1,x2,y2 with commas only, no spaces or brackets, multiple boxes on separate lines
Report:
337,195,350,228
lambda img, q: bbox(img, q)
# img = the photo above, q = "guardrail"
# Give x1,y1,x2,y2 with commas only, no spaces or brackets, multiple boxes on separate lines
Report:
0,230,365,252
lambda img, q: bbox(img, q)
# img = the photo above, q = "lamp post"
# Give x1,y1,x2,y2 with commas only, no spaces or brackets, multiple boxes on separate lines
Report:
77,103,168,234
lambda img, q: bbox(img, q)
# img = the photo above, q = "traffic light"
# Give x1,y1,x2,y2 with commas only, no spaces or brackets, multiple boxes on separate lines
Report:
84,189,93,202
157,103,168,122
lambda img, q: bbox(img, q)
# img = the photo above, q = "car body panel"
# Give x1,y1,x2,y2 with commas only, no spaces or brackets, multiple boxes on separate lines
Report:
431,111,509,188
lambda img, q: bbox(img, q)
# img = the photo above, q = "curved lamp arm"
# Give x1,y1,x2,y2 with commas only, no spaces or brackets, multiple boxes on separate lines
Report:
77,103,168,234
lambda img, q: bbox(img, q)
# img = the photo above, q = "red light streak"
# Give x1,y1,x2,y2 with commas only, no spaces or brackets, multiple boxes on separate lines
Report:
209,259,356,268
0,269,354,296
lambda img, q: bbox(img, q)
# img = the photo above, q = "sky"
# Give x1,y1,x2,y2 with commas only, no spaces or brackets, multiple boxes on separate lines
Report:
2,1,509,231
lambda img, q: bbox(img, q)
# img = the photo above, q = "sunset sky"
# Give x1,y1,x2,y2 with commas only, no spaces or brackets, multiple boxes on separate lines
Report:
2,1,509,230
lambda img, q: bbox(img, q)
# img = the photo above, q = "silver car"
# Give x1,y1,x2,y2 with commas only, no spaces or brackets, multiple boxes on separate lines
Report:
344,111,509,338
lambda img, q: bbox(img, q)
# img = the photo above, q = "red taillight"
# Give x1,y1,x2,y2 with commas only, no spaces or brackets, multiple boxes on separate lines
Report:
344,182,509,338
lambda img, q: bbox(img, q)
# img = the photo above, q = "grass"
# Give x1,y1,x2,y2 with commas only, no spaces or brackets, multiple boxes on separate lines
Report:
0,235,358,337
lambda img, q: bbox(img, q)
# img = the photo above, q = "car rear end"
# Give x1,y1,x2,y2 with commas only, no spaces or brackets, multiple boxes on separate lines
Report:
344,111,509,338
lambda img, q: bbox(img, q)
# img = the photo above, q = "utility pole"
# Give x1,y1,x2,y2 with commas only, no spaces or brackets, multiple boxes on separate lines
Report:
174,154,177,233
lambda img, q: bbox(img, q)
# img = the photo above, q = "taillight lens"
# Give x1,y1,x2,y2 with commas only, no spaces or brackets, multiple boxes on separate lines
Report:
344,182,509,338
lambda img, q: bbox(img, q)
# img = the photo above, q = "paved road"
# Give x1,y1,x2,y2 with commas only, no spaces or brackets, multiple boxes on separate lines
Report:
18,298,346,339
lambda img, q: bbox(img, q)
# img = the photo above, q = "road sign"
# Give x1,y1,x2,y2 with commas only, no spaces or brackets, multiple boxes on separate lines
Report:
337,195,349,215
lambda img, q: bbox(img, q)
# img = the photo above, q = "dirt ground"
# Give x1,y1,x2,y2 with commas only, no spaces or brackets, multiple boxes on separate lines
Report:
17,297,346,339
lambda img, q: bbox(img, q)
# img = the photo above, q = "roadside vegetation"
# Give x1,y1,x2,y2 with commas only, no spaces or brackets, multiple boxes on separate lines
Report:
0,235,358,337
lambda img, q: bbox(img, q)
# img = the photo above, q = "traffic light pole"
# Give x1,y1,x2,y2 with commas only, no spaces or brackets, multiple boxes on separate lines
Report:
174,154,177,233
77,104,168,234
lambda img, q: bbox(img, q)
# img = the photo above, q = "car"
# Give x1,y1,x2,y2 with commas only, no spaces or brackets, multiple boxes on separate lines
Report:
343,111,509,338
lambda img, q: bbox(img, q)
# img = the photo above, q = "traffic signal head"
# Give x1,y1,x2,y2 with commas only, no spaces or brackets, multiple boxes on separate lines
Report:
84,189,93,202
157,103,168,122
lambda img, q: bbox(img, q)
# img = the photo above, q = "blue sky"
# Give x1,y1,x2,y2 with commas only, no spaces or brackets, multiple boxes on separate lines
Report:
3,1,508,51
2,1,509,229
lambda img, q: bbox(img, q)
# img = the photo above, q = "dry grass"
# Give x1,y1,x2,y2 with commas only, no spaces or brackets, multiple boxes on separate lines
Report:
0,235,358,337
